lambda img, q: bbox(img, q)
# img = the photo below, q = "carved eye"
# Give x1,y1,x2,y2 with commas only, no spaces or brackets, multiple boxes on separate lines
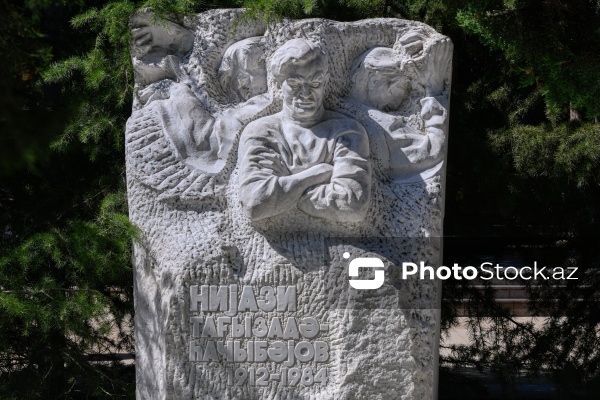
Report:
287,80,300,89
309,82,321,88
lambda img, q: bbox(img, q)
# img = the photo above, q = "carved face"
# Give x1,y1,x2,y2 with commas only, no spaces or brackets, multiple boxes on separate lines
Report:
231,50,267,101
350,47,412,111
281,61,327,121
367,72,411,111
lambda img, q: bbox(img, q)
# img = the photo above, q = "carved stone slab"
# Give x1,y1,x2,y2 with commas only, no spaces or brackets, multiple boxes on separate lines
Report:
126,9,452,399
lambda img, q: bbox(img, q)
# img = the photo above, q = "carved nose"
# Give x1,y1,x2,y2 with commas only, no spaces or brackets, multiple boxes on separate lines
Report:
300,83,310,97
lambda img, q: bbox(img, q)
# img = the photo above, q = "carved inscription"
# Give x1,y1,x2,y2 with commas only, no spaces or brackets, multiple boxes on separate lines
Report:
189,285,329,387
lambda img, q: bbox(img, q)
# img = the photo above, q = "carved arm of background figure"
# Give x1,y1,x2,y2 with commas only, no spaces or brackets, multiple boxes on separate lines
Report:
390,97,446,164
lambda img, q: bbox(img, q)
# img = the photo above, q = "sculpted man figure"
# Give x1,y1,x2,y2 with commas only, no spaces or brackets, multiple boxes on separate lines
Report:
238,38,371,222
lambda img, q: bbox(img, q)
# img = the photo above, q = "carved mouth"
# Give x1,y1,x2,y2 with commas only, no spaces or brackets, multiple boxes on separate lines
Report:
295,101,315,108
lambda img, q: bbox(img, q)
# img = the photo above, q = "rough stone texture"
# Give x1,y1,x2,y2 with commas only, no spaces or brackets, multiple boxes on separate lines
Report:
126,9,452,400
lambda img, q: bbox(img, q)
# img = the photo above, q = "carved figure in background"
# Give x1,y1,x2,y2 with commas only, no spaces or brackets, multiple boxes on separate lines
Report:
130,11,194,87
349,47,412,112
130,14,270,174
238,39,371,222
347,37,452,181
218,37,268,103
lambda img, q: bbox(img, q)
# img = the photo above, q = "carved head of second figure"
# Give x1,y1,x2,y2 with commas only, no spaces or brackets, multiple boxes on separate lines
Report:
218,37,268,103
350,47,412,111
270,38,329,125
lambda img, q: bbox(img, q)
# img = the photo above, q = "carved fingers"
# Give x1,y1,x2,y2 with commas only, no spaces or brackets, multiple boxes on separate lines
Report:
137,84,171,106
131,24,156,58
398,30,426,59
227,94,273,123
391,132,426,142
420,97,447,131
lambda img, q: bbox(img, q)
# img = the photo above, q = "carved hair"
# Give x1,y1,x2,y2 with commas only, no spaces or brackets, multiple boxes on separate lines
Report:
270,38,328,85
349,47,403,99
218,37,266,101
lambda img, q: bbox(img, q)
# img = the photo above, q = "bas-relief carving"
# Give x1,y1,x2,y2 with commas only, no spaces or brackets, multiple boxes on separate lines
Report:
125,9,452,400
130,11,194,87
344,35,452,182
128,11,451,206
238,39,371,222
130,13,271,176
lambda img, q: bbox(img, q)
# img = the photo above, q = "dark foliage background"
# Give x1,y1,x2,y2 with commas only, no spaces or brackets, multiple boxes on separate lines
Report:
1,0,599,398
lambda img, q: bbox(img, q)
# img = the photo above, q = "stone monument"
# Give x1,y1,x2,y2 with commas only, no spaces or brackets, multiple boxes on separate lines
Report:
126,9,452,399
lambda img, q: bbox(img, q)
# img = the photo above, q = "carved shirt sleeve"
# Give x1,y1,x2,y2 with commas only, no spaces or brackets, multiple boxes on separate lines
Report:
238,120,295,221
149,82,268,175
149,83,217,159
297,120,371,222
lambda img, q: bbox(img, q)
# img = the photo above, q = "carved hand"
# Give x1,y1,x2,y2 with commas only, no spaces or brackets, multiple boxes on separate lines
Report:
420,97,447,130
227,94,272,123
165,55,193,85
391,131,426,143
399,30,426,58
305,163,334,184
131,24,155,59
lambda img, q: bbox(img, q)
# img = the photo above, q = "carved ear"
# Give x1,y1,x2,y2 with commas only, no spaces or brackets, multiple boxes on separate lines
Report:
218,70,230,94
